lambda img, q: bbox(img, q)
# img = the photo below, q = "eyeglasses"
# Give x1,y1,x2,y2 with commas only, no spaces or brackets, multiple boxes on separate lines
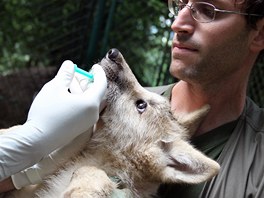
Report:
168,0,264,23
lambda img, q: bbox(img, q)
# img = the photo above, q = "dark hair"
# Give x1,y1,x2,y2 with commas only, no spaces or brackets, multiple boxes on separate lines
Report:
238,0,264,58
240,0,264,29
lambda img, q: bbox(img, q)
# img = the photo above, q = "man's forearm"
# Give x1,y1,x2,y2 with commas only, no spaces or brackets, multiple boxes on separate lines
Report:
0,177,15,193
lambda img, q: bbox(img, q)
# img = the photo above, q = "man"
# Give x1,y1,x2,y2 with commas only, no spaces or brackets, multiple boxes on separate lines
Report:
158,0,264,197
1,0,264,196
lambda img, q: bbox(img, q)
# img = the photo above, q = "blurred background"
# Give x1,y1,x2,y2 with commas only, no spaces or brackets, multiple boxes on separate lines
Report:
0,0,264,128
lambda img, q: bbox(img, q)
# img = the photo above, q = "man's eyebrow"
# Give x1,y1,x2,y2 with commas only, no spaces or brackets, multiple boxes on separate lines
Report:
204,0,222,4
204,0,234,8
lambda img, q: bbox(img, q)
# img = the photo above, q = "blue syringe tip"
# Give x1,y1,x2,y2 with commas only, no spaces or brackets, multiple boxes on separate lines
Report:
74,64,94,80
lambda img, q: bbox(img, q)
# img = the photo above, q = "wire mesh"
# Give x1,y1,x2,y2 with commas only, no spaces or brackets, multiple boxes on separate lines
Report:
0,0,263,128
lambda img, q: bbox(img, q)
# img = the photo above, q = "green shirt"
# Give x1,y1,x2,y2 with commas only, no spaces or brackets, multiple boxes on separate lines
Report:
154,84,238,198
157,120,238,198
147,85,264,198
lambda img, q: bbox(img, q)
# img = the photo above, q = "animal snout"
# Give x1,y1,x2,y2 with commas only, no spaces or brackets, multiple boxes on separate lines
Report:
107,48,120,61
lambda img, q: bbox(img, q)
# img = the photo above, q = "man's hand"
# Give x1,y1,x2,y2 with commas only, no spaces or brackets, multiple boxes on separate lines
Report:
25,61,107,151
11,129,92,189
0,60,107,180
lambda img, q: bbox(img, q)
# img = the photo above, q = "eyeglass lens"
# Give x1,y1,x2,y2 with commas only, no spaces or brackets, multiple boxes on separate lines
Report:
171,0,216,23
193,3,215,22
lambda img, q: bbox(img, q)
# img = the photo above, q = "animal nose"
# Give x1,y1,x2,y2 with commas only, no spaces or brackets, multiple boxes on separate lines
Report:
107,48,119,61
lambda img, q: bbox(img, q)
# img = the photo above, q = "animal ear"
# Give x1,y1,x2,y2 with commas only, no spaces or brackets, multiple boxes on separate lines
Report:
161,140,220,184
174,105,210,136
160,105,210,143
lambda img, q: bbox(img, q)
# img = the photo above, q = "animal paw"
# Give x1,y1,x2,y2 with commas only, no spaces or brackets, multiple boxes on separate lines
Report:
63,166,117,198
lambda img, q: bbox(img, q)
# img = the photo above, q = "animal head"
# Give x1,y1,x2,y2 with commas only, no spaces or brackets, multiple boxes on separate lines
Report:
97,48,220,184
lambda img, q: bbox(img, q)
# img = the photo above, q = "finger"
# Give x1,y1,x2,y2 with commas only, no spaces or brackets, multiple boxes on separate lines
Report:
84,64,107,101
74,72,90,92
56,60,75,88
69,75,84,94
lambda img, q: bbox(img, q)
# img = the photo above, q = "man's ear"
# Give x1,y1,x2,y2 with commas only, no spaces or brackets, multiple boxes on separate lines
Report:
161,140,220,184
250,18,264,52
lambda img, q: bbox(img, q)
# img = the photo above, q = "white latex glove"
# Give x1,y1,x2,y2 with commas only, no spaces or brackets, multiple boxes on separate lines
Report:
11,129,92,189
0,60,107,180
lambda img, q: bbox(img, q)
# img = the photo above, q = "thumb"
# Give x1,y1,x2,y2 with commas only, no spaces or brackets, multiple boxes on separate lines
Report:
56,60,75,88
84,64,107,101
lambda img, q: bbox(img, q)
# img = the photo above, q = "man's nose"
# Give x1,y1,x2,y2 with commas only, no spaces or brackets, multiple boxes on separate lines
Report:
171,6,195,34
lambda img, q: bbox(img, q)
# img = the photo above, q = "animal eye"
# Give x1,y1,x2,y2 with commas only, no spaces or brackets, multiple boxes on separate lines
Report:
135,99,147,113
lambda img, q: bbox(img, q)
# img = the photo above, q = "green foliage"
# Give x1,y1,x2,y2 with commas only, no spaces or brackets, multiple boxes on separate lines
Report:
2,0,262,90
1,2,28,71
0,0,45,73
107,0,174,86
0,0,82,74
0,0,174,86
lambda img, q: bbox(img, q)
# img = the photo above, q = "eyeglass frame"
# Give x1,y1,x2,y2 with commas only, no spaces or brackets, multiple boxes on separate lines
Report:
168,0,264,23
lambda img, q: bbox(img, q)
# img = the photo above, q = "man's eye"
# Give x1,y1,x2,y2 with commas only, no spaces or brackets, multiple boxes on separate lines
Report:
178,0,186,9
198,4,215,18
180,0,188,4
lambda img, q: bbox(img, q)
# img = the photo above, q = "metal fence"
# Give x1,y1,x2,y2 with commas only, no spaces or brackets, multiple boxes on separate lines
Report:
0,0,263,128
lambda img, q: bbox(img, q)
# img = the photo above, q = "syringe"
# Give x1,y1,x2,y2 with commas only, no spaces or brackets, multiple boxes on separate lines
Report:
74,64,94,81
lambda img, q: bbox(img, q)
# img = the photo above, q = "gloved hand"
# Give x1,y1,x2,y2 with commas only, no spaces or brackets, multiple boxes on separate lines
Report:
26,61,107,149
11,129,92,189
0,60,107,180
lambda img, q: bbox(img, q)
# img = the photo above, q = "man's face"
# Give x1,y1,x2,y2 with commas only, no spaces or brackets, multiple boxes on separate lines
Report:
169,0,252,86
